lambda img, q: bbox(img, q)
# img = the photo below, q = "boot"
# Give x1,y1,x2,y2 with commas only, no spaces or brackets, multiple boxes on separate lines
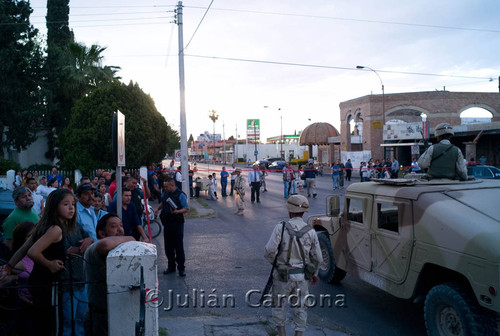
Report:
294,331,303,336
277,326,286,336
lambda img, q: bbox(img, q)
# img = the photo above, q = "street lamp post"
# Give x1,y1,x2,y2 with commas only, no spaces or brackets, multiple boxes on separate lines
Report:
209,110,218,173
357,65,386,159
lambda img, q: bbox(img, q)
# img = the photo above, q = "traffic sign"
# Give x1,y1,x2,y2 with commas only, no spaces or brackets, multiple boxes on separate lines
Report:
254,150,258,156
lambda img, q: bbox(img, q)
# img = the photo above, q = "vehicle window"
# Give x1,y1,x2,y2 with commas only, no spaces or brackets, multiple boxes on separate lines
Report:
492,167,500,178
377,203,399,233
485,168,494,178
347,198,364,224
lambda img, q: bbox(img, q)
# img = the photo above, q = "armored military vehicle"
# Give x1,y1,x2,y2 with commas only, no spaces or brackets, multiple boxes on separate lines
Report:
311,178,500,336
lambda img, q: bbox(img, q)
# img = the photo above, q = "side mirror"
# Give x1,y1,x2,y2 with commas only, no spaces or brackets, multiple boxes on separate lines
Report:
327,195,340,217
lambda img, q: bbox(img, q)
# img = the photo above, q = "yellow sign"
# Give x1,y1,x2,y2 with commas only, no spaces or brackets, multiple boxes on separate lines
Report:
372,121,383,129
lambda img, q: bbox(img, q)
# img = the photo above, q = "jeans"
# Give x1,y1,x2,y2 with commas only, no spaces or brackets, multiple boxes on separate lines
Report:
283,180,297,198
230,180,235,195
221,180,228,196
62,287,87,336
332,175,339,188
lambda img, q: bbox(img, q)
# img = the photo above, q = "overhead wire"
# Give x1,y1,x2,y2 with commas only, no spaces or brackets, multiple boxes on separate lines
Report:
183,0,215,51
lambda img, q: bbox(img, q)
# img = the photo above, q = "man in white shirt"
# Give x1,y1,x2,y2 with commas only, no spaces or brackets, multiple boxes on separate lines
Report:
36,176,51,201
248,164,263,203
26,177,44,215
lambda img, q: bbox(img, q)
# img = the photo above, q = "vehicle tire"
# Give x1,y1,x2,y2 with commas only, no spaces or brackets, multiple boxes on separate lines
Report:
144,219,162,239
317,232,346,284
424,282,498,336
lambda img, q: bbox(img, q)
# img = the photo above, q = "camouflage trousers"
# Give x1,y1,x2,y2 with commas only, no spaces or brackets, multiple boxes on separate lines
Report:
235,193,244,211
271,278,309,332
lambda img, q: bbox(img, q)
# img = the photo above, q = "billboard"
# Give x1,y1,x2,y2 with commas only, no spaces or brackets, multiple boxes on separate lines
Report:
247,119,260,141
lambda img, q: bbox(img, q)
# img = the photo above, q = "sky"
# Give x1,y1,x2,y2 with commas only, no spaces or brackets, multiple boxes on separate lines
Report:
28,0,500,142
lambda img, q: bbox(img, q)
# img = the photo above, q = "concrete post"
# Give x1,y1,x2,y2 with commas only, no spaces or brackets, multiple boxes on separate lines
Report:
464,142,477,162
107,241,158,335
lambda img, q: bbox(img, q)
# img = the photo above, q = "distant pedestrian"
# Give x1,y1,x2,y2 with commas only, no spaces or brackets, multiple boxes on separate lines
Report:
229,163,237,196
175,166,183,191
282,163,296,198
220,167,229,197
391,158,399,179
233,168,245,215
212,173,218,199
206,175,216,200
331,161,340,189
479,154,487,165
304,163,317,198
248,164,263,203
339,160,345,188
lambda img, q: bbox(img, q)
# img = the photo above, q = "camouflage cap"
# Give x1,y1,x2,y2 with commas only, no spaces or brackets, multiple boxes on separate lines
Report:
286,194,309,213
435,123,454,137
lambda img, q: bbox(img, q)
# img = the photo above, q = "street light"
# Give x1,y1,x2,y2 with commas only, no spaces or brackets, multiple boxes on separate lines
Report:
357,65,386,159
209,110,218,172
356,65,385,126
264,106,283,160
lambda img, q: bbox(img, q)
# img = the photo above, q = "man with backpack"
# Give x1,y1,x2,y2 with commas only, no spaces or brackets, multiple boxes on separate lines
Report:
264,195,322,336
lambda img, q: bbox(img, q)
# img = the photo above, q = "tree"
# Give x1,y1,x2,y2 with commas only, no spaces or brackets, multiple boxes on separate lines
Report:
187,134,194,147
0,0,45,153
63,42,121,100
59,81,179,170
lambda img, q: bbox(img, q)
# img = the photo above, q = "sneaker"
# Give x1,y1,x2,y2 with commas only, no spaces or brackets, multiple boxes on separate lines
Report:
179,270,186,277
307,194,311,198
313,194,317,199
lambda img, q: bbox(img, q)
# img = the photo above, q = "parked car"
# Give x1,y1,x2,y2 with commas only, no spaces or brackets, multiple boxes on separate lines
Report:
467,165,500,179
0,187,15,225
268,160,286,171
267,157,283,163
255,160,270,168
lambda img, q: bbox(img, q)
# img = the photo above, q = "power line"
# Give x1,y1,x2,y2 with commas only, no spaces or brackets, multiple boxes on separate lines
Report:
184,6,500,34
183,0,215,51
184,54,494,80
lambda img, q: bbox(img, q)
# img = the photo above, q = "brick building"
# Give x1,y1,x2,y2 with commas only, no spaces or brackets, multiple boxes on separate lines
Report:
339,91,500,167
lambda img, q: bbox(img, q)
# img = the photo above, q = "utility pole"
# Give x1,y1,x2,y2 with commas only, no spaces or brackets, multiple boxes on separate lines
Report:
176,1,189,196
223,121,226,164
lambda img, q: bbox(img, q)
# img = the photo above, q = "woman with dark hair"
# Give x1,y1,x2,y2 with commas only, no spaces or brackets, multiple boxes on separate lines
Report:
47,178,59,195
60,177,74,192
27,189,77,335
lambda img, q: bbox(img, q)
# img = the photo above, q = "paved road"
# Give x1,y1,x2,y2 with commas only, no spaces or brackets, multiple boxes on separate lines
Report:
153,163,427,335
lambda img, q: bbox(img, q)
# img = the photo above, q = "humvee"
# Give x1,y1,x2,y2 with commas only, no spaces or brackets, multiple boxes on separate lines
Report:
311,178,500,336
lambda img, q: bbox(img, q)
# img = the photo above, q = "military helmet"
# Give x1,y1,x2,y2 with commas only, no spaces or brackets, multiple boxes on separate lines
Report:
435,123,454,137
286,194,309,213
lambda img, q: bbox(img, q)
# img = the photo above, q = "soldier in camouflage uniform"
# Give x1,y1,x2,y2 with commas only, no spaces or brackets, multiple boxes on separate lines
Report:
233,168,245,216
418,122,467,180
264,195,322,336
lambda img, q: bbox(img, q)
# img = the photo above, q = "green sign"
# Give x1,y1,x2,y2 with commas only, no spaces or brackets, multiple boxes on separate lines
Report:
247,119,260,141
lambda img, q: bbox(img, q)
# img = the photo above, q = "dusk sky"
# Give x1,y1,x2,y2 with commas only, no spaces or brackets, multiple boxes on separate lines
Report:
30,0,500,141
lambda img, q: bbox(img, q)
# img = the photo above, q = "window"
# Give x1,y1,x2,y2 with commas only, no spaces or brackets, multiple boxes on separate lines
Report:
347,198,364,223
377,203,399,233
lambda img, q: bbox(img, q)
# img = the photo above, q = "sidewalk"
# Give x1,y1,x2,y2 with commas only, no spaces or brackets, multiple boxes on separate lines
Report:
159,315,350,336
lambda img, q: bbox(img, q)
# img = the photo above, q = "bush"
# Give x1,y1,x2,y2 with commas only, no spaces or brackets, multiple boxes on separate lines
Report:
0,158,22,175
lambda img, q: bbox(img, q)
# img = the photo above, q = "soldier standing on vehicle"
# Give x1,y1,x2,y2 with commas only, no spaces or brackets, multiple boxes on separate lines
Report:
264,195,322,336
233,168,245,216
418,123,467,180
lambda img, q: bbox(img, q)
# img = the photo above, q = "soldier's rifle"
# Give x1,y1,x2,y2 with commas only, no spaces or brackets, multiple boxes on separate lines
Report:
260,222,286,304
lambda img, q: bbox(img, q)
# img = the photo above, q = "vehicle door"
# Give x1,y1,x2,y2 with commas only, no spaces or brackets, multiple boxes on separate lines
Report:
371,197,413,283
341,195,372,271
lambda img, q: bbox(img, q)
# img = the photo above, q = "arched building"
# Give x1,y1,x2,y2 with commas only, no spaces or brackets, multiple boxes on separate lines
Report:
299,122,341,166
340,91,500,167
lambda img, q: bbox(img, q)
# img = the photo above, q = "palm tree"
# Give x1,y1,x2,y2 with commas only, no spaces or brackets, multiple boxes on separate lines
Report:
63,42,121,100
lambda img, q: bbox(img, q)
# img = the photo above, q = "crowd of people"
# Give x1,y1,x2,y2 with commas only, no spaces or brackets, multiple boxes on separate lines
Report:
0,167,155,335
